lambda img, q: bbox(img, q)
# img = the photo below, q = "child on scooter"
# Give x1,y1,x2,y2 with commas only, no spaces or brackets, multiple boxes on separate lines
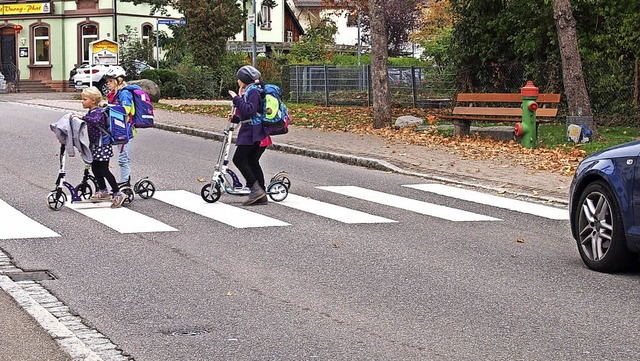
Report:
81,86,125,208
104,67,135,185
228,65,270,206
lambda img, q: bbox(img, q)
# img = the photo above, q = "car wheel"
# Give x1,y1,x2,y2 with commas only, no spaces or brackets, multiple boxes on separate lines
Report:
98,80,110,96
575,181,636,272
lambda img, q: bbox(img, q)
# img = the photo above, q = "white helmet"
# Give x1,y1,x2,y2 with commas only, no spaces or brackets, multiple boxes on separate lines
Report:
104,67,126,80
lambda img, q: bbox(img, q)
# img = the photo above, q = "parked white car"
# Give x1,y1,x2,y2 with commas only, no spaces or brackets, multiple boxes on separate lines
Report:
71,64,126,95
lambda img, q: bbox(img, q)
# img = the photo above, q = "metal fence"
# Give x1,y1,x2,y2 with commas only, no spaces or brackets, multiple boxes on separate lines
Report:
0,63,19,91
286,65,457,108
284,62,640,125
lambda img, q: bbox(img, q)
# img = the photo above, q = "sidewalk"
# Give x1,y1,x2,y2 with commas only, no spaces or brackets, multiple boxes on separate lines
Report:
0,91,573,360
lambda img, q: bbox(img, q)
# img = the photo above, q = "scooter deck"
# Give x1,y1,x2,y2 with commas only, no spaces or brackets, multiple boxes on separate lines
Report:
73,198,113,204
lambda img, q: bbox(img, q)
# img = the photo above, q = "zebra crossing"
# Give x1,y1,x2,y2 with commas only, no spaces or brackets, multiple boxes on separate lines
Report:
67,202,178,233
0,200,60,239
0,184,569,239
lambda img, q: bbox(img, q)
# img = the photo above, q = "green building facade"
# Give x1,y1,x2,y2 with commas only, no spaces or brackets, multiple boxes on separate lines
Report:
0,0,180,91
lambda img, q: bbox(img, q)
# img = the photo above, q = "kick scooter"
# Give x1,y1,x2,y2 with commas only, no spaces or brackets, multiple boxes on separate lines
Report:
200,120,290,203
46,145,133,210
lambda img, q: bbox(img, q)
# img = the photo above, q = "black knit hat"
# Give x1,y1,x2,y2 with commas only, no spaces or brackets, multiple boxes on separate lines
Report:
236,65,261,85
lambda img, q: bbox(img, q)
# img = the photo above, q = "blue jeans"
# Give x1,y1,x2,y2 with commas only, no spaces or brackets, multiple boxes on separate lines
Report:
117,138,133,183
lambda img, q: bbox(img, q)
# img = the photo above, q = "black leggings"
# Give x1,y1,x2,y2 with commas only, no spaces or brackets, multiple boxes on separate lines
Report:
91,160,119,193
233,142,266,189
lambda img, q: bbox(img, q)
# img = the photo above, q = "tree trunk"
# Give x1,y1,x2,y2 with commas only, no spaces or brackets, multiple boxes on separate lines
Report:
368,0,391,129
553,0,592,117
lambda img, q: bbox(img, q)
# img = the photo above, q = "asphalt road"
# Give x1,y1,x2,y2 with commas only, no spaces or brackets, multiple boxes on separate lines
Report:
1,102,639,360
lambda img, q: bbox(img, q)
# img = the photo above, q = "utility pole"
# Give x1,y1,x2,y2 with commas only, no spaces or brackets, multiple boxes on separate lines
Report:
357,11,361,66
252,0,257,67
155,20,160,69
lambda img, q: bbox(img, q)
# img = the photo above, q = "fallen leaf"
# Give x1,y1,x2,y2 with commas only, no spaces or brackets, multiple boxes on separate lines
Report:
516,238,525,243
196,177,206,182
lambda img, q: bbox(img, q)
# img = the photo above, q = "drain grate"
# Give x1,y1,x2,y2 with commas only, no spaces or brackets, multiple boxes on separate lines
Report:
5,271,56,282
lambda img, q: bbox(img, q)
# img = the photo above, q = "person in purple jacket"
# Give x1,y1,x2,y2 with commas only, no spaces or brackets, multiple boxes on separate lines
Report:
81,87,124,208
227,65,269,205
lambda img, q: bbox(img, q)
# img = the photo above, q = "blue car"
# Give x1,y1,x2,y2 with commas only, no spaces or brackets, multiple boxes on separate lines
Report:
569,141,640,272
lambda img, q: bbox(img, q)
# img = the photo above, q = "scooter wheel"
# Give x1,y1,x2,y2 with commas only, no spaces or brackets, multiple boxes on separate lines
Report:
267,181,288,202
121,186,135,206
201,183,221,203
270,171,291,190
46,191,66,210
135,179,155,199
76,183,93,200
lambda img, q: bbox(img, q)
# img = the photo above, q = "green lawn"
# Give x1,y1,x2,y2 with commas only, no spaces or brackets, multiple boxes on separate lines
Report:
538,124,640,155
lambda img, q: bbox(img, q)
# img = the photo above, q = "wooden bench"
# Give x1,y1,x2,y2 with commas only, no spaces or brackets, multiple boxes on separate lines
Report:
436,93,561,137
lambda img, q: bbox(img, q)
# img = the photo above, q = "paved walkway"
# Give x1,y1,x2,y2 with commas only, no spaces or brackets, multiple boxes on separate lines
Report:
0,91,573,360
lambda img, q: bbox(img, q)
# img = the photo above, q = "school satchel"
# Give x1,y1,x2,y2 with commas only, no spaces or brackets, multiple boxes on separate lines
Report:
99,105,131,145
123,85,155,128
244,83,289,135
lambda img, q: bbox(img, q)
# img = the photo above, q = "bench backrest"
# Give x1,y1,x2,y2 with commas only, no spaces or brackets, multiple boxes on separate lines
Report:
453,93,561,118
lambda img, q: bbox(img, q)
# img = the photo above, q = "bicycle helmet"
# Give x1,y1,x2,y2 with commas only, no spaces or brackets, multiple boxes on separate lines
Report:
104,67,126,80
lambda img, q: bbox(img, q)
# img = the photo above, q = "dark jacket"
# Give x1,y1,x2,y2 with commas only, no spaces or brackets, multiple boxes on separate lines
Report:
83,107,107,145
231,83,268,145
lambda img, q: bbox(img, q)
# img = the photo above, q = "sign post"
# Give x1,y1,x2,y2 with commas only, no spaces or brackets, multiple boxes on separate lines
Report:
89,38,119,87
251,0,257,67
156,19,185,69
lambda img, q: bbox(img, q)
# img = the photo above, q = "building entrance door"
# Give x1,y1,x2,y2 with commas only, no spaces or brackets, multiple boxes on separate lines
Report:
0,28,17,82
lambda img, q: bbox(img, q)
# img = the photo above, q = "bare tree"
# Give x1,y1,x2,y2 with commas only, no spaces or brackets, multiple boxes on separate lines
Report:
553,0,592,117
368,0,391,128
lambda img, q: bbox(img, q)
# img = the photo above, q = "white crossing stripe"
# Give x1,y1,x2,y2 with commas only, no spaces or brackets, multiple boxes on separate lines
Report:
318,186,500,222
154,190,289,228
403,183,569,220
68,202,178,233
0,200,60,239
278,194,397,224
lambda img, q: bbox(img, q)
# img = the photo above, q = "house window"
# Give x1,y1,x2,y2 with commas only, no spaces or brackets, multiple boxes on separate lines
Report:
33,26,50,64
260,3,271,30
81,24,98,63
142,24,153,45
286,30,293,43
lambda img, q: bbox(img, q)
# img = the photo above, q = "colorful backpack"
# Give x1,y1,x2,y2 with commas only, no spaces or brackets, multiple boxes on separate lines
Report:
245,83,289,135
99,105,131,145
123,85,155,128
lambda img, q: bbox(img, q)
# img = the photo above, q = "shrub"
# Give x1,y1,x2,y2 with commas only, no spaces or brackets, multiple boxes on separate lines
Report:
256,57,281,87
140,69,183,98
213,52,248,97
173,56,216,99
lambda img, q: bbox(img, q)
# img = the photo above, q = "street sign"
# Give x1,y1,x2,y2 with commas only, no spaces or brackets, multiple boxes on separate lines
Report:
227,43,266,53
158,19,186,26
